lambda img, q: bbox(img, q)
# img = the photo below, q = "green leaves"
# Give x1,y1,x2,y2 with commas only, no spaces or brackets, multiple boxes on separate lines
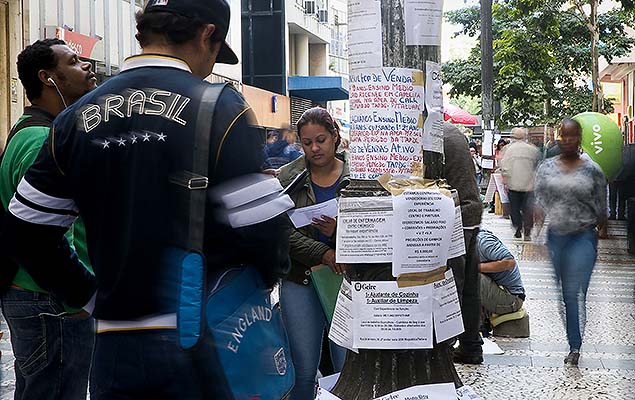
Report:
442,0,632,127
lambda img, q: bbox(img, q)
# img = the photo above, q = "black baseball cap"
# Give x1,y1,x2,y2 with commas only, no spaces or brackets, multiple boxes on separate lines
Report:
145,0,239,65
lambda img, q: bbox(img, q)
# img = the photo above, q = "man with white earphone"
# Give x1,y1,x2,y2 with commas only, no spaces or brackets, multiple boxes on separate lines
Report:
0,38,96,400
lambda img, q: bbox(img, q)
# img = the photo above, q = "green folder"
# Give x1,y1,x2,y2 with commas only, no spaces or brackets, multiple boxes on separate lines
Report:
310,264,344,323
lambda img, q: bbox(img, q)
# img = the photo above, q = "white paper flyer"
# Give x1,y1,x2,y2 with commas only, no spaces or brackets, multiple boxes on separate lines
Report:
423,61,444,154
329,279,358,353
404,0,444,46
348,0,383,72
432,269,464,342
336,196,393,263
392,190,455,276
352,281,433,349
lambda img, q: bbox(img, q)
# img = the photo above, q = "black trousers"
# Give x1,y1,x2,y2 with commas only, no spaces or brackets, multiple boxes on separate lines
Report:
447,228,483,354
508,190,534,232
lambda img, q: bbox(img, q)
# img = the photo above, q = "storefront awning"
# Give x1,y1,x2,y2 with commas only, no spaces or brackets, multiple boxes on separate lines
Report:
288,76,349,102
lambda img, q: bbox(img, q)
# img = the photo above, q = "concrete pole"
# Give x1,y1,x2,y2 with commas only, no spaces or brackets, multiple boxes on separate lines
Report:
331,1,460,398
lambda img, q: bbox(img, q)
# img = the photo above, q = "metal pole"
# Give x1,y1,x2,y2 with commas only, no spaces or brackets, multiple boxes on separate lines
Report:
480,0,494,129
331,1,460,398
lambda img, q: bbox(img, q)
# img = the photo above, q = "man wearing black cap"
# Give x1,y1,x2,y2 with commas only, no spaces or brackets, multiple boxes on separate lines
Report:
0,0,290,398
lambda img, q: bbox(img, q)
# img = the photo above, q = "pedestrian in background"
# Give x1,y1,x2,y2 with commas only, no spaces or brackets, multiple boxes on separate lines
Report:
0,38,97,400
278,107,349,399
443,122,484,364
500,127,541,240
1,0,291,398
265,126,303,169
469,144,483,185
534,118,607,366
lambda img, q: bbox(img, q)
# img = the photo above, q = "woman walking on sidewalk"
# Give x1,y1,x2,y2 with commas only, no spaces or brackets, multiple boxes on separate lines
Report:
534,118,607,366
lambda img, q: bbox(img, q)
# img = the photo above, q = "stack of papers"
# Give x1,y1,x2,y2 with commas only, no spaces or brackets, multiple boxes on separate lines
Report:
213,173,294,228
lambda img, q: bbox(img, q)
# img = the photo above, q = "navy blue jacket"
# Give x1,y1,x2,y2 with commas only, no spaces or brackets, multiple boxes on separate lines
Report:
2,55,289,319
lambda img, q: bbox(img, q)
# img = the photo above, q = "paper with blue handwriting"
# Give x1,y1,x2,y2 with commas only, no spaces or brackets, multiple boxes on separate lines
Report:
349,67,425,180
352,281,433,349
372,382,457,400
392,190,456,276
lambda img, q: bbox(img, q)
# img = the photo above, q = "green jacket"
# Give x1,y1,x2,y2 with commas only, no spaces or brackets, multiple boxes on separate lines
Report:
0,107,93,311
278,152,350,285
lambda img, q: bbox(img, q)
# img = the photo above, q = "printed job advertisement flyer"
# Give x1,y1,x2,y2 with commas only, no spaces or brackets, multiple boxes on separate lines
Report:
348,0,383,72
448,206,466,259
404,0,444,46
329,279,358,353
352,281,433,349
336,196,393,263
392,190,455,276
432,269,464,342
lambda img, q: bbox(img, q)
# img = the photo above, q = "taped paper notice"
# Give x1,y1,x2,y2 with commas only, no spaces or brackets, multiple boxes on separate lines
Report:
349,67,425,180
432,269,464,342
348,0,383,73
448,206,466,259
318,373,341,392
404,0,444,46
336,196,393,263
392,190,455,276
329,279,358,353
423,61,444,154
373,382,457,400
352,281,433,349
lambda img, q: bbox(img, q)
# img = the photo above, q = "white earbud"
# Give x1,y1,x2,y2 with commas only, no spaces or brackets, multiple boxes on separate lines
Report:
47,76,67,108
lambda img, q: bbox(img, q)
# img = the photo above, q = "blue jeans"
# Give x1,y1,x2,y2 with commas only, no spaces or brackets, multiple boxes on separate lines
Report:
280,280,347,400
547,228,598,351
1,288,94,400
90,330,232,399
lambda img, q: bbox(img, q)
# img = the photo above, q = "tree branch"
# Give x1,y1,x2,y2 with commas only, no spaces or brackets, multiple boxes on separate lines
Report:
571,0,595,32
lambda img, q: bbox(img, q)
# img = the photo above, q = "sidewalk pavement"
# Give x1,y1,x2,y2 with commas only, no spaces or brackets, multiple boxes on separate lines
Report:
0,211,633,399
455,212,635,399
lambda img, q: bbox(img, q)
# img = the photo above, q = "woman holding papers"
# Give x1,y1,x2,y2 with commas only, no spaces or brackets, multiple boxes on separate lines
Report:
278,107,349,399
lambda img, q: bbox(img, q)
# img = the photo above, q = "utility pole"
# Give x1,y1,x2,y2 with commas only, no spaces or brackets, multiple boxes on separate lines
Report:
331,1,461,398
480,0,494,132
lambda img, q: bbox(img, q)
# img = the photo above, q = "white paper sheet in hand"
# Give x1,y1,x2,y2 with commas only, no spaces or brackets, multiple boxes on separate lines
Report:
288,198,338,228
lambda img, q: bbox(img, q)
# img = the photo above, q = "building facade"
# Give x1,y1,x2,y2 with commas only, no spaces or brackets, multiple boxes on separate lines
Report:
241,0,349,130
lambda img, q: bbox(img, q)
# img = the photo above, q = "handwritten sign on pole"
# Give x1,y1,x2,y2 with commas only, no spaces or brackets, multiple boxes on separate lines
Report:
349,67,425,180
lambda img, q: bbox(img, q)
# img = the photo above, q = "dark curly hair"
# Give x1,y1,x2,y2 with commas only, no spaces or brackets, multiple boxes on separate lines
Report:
296,107,341,150
135,11,221,48
17,38,65,101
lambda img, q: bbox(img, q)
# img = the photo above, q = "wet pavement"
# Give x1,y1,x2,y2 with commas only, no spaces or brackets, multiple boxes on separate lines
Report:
455,213,635,399
0,212,633,399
